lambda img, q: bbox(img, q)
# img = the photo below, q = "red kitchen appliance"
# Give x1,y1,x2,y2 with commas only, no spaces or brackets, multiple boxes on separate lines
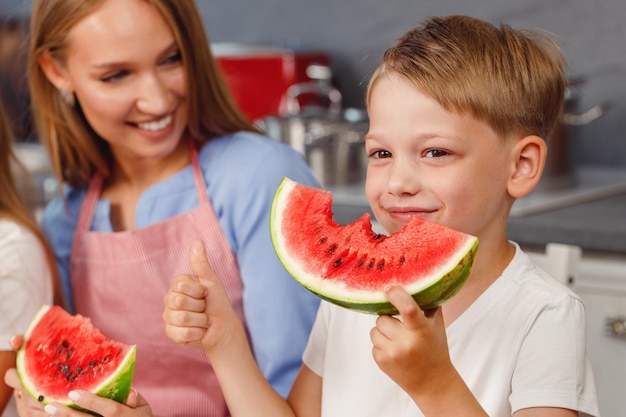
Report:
212,43,332,122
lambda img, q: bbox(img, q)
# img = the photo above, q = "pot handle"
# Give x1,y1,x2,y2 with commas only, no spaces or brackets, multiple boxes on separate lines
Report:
562,104,606,126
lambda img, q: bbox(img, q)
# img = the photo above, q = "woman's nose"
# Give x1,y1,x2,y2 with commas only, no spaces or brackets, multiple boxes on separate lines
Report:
136,73,171,114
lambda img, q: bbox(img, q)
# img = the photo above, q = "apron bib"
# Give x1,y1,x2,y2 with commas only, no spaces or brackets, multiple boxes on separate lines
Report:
70,146,244,417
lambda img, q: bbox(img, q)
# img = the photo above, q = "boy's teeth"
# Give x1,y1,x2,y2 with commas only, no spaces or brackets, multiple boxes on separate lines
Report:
138,115,172,131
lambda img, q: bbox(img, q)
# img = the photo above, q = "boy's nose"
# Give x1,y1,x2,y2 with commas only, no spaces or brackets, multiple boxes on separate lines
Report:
387,160,421,196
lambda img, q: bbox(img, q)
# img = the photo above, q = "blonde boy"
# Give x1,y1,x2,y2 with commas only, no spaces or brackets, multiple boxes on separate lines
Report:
157,15,600,417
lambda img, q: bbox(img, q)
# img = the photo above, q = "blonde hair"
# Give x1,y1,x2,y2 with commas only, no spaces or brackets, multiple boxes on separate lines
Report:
29,0,258,189
367,15,567,141
0,104,64,306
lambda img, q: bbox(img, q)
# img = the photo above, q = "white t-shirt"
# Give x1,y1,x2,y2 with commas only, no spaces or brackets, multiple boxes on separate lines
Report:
303,243,600,417
0,219,54,417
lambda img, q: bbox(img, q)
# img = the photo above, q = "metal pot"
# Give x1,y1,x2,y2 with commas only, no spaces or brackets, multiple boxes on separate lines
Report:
257,108,369,187
541,79,605,190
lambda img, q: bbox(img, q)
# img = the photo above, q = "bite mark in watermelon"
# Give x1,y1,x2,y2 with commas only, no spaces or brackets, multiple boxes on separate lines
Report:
270,177,479,315
16,305,136,409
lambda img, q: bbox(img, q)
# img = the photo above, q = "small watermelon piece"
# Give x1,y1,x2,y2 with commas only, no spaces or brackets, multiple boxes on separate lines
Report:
270,177,479,315
16,305,136,409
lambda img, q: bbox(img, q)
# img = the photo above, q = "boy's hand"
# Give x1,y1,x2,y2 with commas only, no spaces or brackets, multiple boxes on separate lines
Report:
163,240,241,354
370,285,454,396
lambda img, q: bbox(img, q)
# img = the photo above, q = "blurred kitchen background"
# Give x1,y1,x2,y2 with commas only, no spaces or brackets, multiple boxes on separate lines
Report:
2,0,626,415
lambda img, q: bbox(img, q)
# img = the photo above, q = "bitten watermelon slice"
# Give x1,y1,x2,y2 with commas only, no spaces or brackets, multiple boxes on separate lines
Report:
16,305,136,409
270,177,479,315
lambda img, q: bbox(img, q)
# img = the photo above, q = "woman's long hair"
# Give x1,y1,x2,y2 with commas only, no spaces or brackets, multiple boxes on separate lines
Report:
0,104,64,307
29,0,259,190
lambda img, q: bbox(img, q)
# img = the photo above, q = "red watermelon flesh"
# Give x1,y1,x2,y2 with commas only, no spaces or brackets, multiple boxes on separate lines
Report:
16,305,136,407
270,177,479,314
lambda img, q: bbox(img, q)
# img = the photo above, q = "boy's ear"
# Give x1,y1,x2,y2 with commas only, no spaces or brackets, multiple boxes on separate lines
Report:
507,135,547,198
37,51,71,91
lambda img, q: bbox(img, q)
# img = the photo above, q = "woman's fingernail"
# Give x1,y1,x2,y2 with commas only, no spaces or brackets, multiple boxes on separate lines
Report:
68,390,81,402
44,404,58,416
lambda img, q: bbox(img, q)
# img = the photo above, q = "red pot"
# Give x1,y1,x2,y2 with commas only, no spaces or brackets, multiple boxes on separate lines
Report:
212,43,331,122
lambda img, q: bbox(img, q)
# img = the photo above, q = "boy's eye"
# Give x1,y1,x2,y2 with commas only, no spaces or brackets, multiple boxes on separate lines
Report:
425,149,449,158
369,149,391,159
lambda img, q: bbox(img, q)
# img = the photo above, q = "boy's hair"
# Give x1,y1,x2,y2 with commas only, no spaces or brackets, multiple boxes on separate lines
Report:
367,15,567,141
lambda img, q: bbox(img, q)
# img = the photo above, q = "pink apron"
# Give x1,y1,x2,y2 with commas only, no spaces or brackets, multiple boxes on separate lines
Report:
70,146,244,417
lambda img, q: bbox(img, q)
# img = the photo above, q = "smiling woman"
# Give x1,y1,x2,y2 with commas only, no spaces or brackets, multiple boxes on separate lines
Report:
2,1,322,417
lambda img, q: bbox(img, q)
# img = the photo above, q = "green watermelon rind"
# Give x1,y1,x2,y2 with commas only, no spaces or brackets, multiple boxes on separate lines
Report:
15,305,136,409
270,177,479,315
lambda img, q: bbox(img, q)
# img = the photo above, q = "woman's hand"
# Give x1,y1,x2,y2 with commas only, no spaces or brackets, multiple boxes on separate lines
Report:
38,389,152,417
4,336,152,417
370,285,454,396
163,240,245,355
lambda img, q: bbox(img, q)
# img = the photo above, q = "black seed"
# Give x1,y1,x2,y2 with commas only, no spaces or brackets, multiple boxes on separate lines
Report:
357,259,365,267
319,237,327,244
378,260,385,269
75,367,82,374
333,258,342,267
89,360,97,368
61,365,70,375
368,259,375,269
102,355,109,363
38,395,44,402
373,234,382,240
66,348,73,359
399,256,406,264
327,244,337,254
62,340,69,348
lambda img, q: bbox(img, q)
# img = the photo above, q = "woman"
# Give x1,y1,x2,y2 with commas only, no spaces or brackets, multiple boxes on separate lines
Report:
5,1,320,416
0,103,62,417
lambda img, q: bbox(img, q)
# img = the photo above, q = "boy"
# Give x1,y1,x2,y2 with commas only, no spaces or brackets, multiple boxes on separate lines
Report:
155,15,600,417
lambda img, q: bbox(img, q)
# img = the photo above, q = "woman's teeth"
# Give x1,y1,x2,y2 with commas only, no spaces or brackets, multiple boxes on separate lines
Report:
137,115,172,131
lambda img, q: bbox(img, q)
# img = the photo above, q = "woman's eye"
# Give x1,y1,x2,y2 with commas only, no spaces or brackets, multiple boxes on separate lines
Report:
101,70,128,83
369,149,391,159
425,149,449,158
162,51,182,65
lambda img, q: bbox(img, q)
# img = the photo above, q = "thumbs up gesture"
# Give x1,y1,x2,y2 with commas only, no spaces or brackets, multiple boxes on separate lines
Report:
163,240,243,353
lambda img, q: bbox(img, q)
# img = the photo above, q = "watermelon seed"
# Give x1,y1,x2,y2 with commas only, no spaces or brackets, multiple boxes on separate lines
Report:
368,259,375,269
89,360,96,368
75,367,83,374
378,260,385,270
357,259,365,267
319,237,327,244
66,348,73,359
400,256,406,264
61,365,70,376
327,244,337,254
61,340,69,348
373,234,381,240
333,258,342,267
37,395,44,402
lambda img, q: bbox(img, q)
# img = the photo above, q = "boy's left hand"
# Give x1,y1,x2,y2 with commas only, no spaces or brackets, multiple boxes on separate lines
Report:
370,285,453,395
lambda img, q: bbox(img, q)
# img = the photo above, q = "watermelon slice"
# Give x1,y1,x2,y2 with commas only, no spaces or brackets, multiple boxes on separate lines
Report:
16,305,136,409
270,177,479,315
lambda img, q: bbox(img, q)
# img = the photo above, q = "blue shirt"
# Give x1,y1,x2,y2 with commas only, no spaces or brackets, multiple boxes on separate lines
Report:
41,131,321,398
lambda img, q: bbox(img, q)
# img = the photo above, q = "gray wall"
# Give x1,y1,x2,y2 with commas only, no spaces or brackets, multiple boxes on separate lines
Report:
2,0,625,166
195,0,626,168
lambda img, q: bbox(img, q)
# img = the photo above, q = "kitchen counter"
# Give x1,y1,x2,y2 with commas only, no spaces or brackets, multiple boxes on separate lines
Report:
507,192,626,256
327,166,626,257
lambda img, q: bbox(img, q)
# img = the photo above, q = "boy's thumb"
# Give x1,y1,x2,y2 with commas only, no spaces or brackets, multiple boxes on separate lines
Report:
189,240,216,284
